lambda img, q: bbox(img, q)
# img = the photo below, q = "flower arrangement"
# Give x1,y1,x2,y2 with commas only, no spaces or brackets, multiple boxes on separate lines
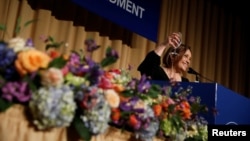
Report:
109,76,208,141
0,19,208,141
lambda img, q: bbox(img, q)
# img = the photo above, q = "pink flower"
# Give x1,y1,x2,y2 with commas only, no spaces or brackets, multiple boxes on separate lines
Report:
61,65,69,76
40,68,64,87
167,97,175,105
98,76,113,89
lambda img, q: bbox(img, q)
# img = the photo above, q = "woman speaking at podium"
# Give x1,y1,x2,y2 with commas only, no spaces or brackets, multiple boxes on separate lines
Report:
137,32,192,82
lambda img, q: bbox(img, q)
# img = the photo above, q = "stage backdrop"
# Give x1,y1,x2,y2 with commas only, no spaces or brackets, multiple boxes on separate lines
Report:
71,0,162,42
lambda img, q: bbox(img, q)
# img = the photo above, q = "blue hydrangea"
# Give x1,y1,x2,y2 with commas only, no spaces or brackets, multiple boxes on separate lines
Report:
0,41,16,68
135,106,160,141
29,85,76,130
80,89,111,135
0,41,18,80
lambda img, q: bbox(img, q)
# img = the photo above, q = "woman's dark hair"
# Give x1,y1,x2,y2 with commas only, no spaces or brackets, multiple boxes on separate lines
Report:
162,44,191,68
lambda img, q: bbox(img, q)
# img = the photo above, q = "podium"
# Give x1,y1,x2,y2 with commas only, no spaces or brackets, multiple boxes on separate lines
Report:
150,81,250,125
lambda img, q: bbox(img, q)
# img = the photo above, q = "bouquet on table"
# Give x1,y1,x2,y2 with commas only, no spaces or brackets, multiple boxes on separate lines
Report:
109,75,208,141
0,19,208,141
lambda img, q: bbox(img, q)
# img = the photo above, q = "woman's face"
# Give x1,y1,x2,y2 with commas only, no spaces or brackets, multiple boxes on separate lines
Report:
177,49,192,72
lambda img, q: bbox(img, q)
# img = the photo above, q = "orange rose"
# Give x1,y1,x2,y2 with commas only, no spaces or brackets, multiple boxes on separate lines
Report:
15,49,51,76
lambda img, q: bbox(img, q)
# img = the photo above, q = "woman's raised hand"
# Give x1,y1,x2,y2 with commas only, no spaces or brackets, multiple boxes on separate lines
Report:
168,32,182,48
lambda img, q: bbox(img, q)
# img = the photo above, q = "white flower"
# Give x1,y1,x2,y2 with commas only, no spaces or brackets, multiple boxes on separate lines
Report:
8,37,26,52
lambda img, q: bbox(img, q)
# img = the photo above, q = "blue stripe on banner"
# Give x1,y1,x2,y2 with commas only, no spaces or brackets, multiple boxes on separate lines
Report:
71,0,162,42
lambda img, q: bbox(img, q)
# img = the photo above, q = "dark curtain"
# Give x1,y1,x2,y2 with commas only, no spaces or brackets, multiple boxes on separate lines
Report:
27,0,133,46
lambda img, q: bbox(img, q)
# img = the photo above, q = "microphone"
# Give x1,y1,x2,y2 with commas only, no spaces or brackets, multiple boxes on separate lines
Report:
188,67,200,75
187,67,214,83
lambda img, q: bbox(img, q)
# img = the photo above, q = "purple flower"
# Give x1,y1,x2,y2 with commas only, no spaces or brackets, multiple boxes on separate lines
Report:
67,54,104,85
188,96,196,103
39,35,49,42
1,81,32,102
25,38,34,47
135,118,159,140
127,78,137,89
106,48,119,59
126,75,151,94
120,96,139,111
68,52,81,66
161,86,172,95
67,52,83,74
137,80,151,94
120,101,132,111
84,38,100,52
85,57,103,73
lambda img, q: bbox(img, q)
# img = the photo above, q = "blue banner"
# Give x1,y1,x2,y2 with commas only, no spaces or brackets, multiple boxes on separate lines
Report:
72,0,161,42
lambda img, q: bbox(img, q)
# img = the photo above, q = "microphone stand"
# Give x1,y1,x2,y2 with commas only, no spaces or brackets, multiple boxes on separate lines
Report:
192,73,214,83
195,74,199,82
198,74,214,83
188,68,214,83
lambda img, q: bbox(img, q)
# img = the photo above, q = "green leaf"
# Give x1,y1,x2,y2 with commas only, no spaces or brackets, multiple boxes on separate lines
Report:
23,75,38,92
121,89,135,97
72,116,91,141
48,56,67,68
170,115,183,132
24,19,37,27
0,24,6,31
45,42,64,50
15,17,22,35
100,47,118,67
45,36,65,50
146,84,161,98
120,111,131,118
191,103,208,114
48,36,54,42
0,98,13,112
100,57,117,67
